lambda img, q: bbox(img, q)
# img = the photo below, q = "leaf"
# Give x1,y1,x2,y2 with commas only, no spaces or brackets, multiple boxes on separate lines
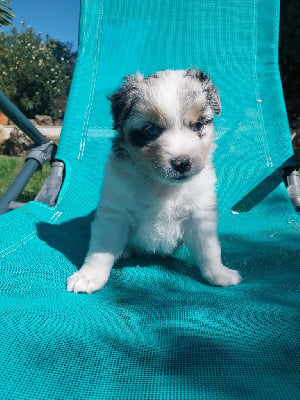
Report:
0,0,15,27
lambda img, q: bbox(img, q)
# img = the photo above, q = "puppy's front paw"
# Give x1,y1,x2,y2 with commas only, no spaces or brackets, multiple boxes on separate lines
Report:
204,265,242,287
67,267,110,294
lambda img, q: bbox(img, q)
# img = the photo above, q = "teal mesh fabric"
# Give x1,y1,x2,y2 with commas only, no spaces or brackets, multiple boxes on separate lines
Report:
0,0,299,399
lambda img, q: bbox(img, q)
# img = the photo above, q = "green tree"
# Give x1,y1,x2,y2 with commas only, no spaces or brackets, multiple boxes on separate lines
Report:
0,0,14,26
0,24,76,119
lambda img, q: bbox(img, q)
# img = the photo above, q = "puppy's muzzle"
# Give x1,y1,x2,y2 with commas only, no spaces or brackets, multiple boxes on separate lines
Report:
170,156,192,174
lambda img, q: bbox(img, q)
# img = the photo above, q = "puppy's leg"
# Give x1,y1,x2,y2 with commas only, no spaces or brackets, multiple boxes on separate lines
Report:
67,211,129,294
183,213,241,287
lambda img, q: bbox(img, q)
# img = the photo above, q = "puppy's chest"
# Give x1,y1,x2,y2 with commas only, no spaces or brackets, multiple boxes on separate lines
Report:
128,190,189,255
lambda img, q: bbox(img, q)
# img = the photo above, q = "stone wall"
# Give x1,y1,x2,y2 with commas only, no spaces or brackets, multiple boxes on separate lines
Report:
0,115,61,156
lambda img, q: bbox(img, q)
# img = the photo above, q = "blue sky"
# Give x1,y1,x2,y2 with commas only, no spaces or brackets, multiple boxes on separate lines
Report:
5,0,80,49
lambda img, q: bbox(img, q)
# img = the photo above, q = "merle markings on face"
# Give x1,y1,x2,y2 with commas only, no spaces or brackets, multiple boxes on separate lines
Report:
108,68,221,184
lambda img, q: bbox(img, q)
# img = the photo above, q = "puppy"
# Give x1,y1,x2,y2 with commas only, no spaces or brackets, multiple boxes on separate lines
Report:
67,68,241,294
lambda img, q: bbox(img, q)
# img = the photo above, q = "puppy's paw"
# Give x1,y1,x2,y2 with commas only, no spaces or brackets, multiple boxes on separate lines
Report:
67,267,109,294
204,265,242,287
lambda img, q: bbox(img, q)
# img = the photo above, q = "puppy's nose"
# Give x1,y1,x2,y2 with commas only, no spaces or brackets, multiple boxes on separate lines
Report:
170,156,192,173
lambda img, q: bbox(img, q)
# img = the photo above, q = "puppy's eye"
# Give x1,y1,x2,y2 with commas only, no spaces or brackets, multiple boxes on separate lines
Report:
129,124,163,147
191,118,213,135
144,124,162,137
191,122,203,132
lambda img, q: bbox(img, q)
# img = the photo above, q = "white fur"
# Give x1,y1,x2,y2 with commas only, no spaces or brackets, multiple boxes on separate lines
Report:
67,70,241,294
67,154,241,293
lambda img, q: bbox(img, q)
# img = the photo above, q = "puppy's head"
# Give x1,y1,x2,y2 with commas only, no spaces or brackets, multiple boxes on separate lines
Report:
108,68,220,184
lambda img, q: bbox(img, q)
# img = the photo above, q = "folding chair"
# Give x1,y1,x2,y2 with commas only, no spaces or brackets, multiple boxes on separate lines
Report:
0,0,299,398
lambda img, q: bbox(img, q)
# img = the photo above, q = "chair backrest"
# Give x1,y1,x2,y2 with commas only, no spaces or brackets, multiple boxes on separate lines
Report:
0,4,297,399
55,0,292,221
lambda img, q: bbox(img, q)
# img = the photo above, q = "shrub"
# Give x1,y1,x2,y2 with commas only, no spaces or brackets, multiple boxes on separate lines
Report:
0,23,76,119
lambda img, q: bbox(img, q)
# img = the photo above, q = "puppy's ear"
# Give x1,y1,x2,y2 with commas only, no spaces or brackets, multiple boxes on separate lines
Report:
107,74,143,130
205,79,221,116
185,68,221,116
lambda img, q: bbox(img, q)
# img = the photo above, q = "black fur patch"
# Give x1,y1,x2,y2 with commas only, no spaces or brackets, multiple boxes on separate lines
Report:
185,67,209,82
185,68,221,115
129,128,162,148
107,75,140,130
144,72,159,80
129,129,151,148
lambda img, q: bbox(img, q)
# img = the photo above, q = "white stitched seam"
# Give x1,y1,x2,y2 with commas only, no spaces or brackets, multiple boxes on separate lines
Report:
0,232,36,257
78,1,104,160
0,211,63,259
288,219,300,233
0,233,36,259
252,0,273,168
